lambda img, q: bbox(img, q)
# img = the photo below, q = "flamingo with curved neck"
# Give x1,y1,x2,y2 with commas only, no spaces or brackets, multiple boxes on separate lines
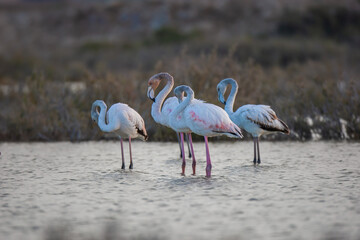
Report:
147,73,173,126
171,85,243,177
91,100,148,169
217,78,290,164
147,72,195,165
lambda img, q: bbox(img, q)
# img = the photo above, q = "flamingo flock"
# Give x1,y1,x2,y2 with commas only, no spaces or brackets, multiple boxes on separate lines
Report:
91,73,290,177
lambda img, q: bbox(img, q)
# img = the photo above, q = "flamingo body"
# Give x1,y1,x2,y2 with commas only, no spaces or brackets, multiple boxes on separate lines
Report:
180,100,243,138
231,104,289,137
108,103,148,139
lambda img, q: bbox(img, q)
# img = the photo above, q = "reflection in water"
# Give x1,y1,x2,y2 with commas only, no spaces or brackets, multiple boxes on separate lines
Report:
0,141,360,240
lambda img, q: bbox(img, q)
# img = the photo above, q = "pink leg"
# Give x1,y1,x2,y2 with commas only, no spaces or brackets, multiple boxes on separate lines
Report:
180,133,186,175
188,133,196,175
129,137,133,169
204,136,212,178
120,138,125,169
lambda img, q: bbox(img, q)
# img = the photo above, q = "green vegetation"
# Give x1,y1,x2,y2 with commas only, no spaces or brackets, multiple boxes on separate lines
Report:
278,5,360,42
1,43,359,141
79,41,116,52
142,26,203,46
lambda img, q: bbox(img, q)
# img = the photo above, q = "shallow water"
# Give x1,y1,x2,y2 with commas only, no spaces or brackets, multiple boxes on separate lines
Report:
0,141,359,240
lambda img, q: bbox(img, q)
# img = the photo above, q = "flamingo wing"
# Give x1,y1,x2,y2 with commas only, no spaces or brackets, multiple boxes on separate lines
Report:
237,104,289,133
125,106,148,140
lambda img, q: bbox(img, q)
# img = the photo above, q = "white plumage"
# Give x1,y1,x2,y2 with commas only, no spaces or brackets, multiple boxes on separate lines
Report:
170,85,243,177
152,96,178,128
91,100,148,169
217,78,290,164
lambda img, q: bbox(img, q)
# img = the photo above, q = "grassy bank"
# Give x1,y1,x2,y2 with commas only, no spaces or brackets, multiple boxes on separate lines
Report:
1,42,359,141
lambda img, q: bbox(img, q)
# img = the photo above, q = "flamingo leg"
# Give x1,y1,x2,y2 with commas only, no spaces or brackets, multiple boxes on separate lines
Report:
180,133,186,175
188,133,196,175
253,137,257,165
129,137,133,169
120,138,125,169
176,132,183,158
256,137,261,164
204,136,212,178
185,133,192,158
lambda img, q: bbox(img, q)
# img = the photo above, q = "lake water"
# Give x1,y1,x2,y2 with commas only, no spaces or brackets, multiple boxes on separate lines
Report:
0,141,359,240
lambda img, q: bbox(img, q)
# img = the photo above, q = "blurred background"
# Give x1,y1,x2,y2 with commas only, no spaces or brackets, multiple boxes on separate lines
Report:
0,0,359,141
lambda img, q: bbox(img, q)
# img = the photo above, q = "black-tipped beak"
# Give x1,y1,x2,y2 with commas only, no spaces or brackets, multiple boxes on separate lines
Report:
218,96,226,105
217,90,226,105
147,86,155,102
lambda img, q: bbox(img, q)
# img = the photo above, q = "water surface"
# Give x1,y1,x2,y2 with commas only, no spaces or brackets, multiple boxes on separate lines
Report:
1,141,359,240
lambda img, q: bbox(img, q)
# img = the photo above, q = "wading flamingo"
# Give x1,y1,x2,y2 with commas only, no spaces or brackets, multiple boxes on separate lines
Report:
171,85,243,177
91,100,148,169
168,89,203,176
147,72,194,160
217,78,290,164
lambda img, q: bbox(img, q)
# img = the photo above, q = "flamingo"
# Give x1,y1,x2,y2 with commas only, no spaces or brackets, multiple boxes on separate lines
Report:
170,85,243,177
217,78,290,164
166,88,202,176
91,100,148,169
147,72,195,162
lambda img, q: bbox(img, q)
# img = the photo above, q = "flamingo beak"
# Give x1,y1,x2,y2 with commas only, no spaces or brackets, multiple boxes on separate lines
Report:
147,86,155,102
218,91,226,105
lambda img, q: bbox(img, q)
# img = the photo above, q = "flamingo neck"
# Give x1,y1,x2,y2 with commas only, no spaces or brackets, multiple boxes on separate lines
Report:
151,75,174,123
170,87,194,122
224,79,238,115
97,102,119,132
91,103,100,121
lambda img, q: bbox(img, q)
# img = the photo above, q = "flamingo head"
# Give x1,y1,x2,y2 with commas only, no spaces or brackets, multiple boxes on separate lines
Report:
174,85,194,103
217,78,238,105
147,72,173,102
91,100,106,124
217,82,227,105
91,105,100,124
175,90,185,103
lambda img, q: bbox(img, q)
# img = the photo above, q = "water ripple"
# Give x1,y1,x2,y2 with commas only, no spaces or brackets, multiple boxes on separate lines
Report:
0,141,359,240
